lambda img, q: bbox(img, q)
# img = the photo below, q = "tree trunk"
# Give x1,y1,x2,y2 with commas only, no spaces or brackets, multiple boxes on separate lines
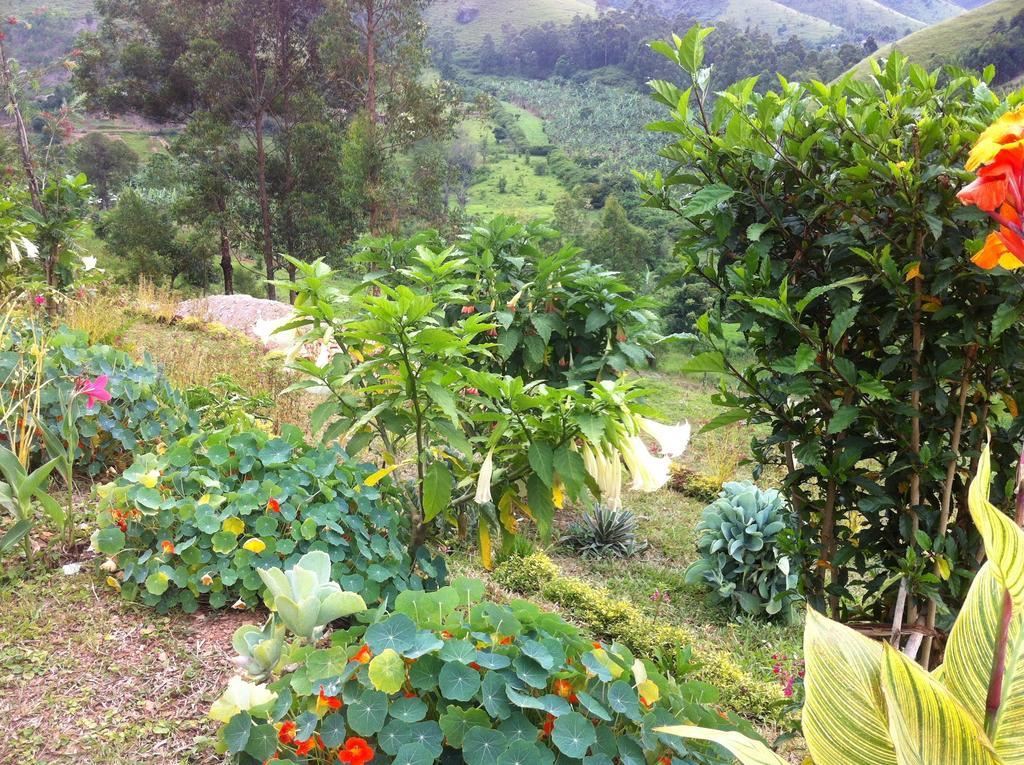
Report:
219,221,233,295
365,0,381,233
0,38,42,213
254,109,276,300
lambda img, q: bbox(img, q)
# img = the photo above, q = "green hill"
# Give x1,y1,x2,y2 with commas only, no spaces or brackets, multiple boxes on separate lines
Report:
879,0,965,24
425,0,596,55
716,0,843,40
776,0,926,35
850,0,1024,77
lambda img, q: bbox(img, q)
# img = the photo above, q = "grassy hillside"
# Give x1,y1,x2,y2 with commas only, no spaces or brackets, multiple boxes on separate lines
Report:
425,0,595,55
879,0,965,23
717,0,843,41
850,0,1024,75
777,0,926,34
8,0,93,17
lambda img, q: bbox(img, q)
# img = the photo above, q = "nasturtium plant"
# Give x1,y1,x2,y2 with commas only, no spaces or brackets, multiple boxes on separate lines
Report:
642,25,1024,648
212,559,754,765
92,424,442,613
0,324,198,476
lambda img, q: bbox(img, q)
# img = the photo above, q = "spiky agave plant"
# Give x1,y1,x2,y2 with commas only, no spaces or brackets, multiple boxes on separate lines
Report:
561,505,648,559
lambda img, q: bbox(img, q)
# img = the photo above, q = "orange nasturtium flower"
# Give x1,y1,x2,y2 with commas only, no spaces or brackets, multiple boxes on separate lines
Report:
277,720,297,745
294,736,322,756
317,686,342,712
161,540,175,555
267,497,280,513
960,109,1024,270
351,644,373,664
338,737,375,765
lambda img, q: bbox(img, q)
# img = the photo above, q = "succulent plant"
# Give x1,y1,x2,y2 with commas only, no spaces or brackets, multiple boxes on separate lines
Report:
230,617,286,681
685,481,799,621
256,550,367,640
561,505,648,559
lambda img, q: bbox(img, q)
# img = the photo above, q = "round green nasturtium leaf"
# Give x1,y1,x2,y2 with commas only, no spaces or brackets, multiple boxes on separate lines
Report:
551,712,596,759
481,672,512,720
438,661,481,702
244,723,277,760
582,755,615,765
463,726,508,765
368,648,406,694
512,655,548,689
438,706,490,748
95,526,125,555
319,712,348,748
439,639,477,664
389,695,428,723
365,614,417,654
253,515,278,536
519,639,555,670
538,694,571,717
392,743,435,765
607,680,641,721
575,691,612,722
210,531,238,554
505,686,545,711
409,654,442,691
145,571,169,596
498,712,537,744
346,689,389,736
300,516,317,540
499,741,552,765
223,711,251,754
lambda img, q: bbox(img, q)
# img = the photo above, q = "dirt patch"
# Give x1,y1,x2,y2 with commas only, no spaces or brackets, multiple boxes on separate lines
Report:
0,565,257,764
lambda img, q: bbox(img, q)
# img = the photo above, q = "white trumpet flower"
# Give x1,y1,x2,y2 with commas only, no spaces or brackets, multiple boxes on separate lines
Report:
637,417,691,458
81,255,98,271
474,449,494,504
619,435,672,493
582,442,624,509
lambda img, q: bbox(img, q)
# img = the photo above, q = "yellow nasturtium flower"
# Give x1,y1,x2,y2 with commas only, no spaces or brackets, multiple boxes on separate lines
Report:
139,469,161,488
222,516,245,535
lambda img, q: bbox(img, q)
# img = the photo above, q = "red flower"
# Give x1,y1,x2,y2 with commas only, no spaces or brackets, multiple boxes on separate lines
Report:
592,642,602,650
295,736,319,756
552,678,575,701
460,305,477,315
338,737,375,765
498,635,513,645
161,540,175,555
352,644,373,664
7,16,17,25
540,713,556,739
277,720,296,745
267,497,280,513
469,661,482,671
318,686,342,711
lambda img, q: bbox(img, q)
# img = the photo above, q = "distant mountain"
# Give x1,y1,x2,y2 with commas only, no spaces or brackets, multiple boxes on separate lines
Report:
850,0,1024,81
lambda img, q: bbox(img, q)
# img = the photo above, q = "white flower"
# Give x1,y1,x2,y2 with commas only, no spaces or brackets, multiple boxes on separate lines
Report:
619,435,671,493
99,558,117,573
81,255,98,271
637,417,691,458
474,449,494,504
582,442,623,510
231,598,247,610
8,239,21,264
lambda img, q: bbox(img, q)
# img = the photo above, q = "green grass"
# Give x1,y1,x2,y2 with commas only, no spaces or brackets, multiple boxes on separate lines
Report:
465,154,567,220
0,560,252,763
850,0,1024,77
501,102,548,148
876,0,965,24
775,0,926,34
425,0,595,57
717,0,843,42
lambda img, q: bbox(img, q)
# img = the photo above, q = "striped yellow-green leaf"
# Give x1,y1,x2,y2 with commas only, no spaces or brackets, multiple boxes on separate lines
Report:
881,643,1002,765
942,563,1024,764
653,726,788,765
969,445,1024,607
802,608,898,765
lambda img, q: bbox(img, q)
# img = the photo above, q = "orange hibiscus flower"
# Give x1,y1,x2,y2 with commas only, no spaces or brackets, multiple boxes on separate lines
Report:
971,204,1024,271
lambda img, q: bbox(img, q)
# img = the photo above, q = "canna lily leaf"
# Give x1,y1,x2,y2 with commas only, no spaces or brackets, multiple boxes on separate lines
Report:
802,609,898,765
880,643,1002,765
653,726,788,765
968,445,1024,608
941,563,1024,764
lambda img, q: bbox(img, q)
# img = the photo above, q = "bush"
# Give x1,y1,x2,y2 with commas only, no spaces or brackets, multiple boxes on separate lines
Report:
493,553,784,719
668,467,721,503
211,556,751,765
643,32,1024,629
0,324,197,476
685,481,800,622
92,424,444,613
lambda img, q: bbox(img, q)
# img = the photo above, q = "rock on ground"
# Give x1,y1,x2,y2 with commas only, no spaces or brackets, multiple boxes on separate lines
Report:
176,294,298,351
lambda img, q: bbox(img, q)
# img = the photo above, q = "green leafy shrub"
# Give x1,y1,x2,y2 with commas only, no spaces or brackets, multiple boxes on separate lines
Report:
92,425,442,613
493,553,784,719
184,374,274,431
685,482,799,622
642,27,1024,642
0,324,197,476
211,555,750,765
561,505,648,559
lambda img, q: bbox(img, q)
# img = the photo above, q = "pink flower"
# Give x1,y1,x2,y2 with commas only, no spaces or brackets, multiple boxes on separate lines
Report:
76,375,111,409
34,295,45,306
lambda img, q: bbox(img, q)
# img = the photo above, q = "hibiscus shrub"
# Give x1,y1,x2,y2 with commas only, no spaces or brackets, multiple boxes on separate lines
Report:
0,324,197,475
92,424,442,613
211,558,752,765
